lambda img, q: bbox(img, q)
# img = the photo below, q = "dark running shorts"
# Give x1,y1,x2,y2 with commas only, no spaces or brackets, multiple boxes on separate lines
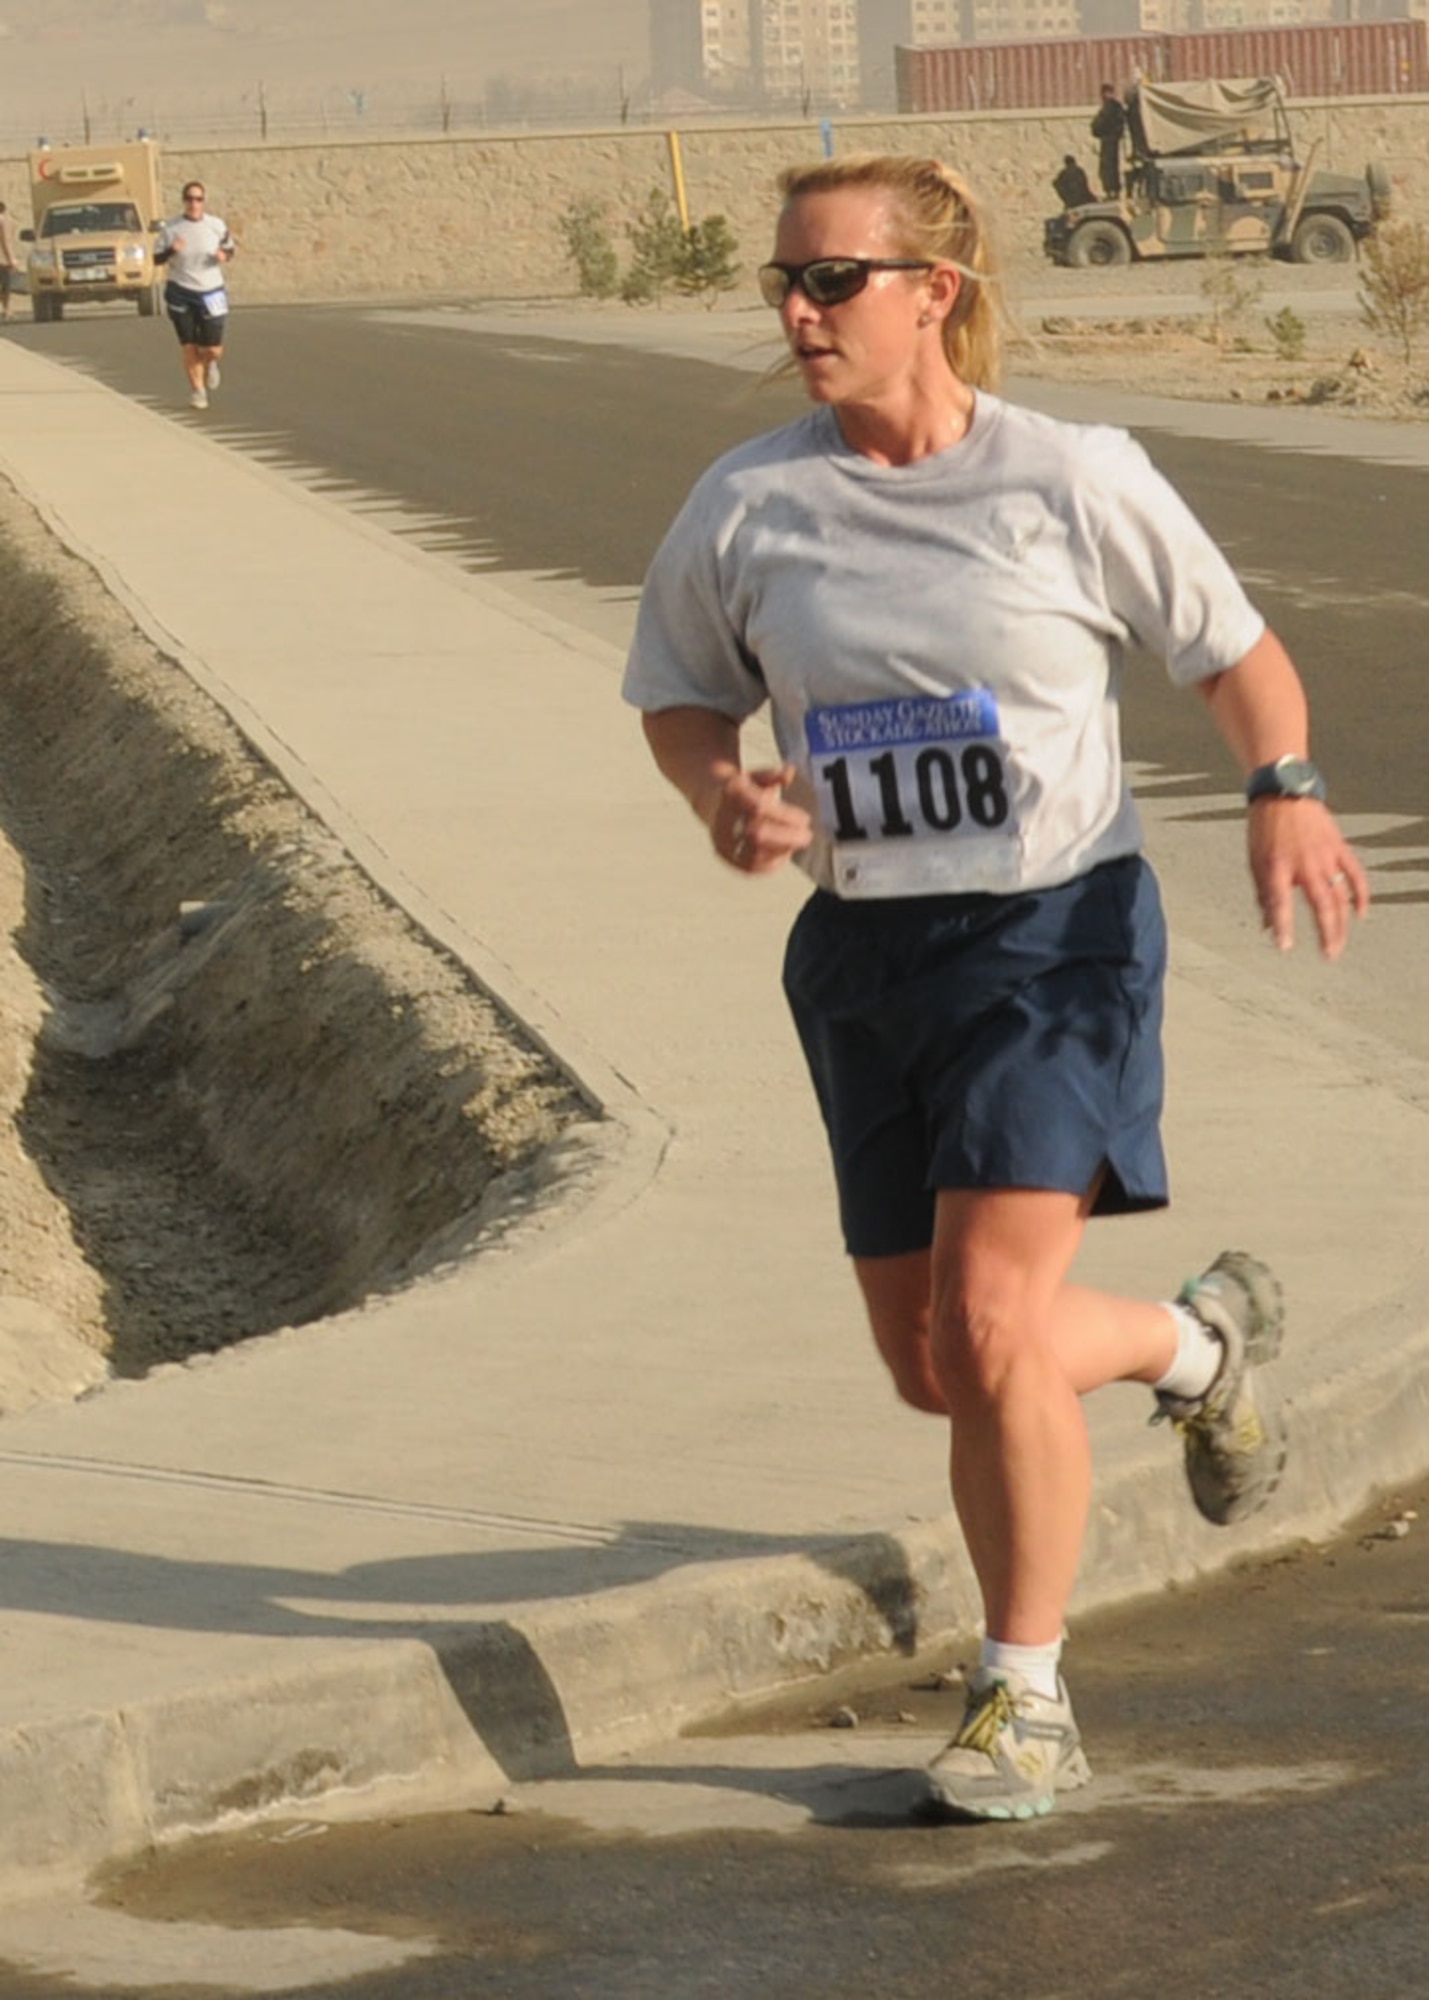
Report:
782,854,1169,1259
165,282,227,347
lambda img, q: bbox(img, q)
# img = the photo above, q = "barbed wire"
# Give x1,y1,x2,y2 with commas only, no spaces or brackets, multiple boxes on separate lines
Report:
0,76,864,155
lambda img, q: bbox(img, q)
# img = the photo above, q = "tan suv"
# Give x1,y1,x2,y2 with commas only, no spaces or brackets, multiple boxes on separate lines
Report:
1044,76,1391,269
23,140,162,320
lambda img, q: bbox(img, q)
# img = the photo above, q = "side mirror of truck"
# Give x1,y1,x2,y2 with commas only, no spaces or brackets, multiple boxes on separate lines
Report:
19,228,34,242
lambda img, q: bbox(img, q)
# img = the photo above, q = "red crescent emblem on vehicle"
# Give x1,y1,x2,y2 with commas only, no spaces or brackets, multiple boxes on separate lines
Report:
37,156,55,179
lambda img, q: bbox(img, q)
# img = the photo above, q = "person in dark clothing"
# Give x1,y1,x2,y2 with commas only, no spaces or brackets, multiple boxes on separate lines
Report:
1053,155,1095,209
1091,84,1127,197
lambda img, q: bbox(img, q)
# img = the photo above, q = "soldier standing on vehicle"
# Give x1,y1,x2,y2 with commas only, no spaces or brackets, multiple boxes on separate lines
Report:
154,180,235,411
0,204,19,322
1092,84,1128,198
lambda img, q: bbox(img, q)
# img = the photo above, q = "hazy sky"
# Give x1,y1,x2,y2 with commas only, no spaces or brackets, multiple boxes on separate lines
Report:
0,1,656,121
0,1,651,60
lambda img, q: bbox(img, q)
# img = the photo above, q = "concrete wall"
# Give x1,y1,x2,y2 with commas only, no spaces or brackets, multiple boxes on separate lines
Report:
2,99,1426,307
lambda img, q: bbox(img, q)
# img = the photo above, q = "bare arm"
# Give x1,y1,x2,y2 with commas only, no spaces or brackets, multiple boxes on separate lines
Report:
1197,627,1368,958
641,705,813,875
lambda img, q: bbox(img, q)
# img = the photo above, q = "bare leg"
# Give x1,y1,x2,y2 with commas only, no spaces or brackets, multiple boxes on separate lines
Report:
856,1189,1181,1645
180,340,207,396
853,1250,947,1415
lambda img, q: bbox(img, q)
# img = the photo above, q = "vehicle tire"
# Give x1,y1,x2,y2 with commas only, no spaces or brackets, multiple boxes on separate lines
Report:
31,293,53,323
1066,219,1132,269
1290,213,1355,264
1366,160,1392,222
137,285,157,317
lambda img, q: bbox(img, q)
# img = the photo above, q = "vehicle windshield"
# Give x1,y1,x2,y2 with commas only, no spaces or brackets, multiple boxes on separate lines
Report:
40,202,142,236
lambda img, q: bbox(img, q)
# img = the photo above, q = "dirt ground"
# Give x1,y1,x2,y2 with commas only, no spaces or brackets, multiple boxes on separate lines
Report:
1004,272,1429,422
0,479,590,1415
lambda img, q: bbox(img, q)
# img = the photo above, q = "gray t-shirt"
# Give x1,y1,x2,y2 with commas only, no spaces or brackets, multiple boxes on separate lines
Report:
156,211,233,294
623,394,1264,898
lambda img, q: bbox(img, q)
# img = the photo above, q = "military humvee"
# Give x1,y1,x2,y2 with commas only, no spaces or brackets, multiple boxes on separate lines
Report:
1043,75,1391,268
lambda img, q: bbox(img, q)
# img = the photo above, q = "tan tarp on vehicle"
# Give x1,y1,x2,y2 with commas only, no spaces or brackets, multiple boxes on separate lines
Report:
1134,77,1284,156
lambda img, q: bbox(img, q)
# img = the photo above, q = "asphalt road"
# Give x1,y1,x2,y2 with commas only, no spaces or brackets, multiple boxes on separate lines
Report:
19,299,1427,791
17,299,1427,1070
0,1479,1424,1998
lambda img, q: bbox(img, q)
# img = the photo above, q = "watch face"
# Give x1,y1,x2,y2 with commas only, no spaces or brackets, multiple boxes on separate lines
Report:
1250,756,1326,802
1277,759,1324,796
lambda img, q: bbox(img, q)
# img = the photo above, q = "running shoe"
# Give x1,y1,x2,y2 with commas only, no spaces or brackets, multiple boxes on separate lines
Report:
922,1667,1091,1822
205,359,221,391
189,387,209,409
1155,1250,1287,1526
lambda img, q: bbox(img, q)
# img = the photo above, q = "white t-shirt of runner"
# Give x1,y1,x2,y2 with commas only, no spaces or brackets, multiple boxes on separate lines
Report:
623,394,1265,899
156,212,233,294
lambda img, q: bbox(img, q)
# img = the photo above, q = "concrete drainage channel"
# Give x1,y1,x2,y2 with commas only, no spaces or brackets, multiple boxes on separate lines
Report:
0,480,592,1412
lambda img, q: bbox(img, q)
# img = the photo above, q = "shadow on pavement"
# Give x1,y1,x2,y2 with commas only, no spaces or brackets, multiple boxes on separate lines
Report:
0,1521,934,1779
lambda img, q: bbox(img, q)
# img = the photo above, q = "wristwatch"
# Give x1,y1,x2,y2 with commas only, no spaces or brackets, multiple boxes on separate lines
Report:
1246,755,1327,804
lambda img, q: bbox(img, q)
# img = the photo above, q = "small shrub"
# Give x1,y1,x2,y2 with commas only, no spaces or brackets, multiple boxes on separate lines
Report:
558,198,619,299
622,187,690,305
1265,306,1306,363
618,187,742,308
618,261,659,306
1359,220,1429,365
675,212,741,307
1200,254,1264,352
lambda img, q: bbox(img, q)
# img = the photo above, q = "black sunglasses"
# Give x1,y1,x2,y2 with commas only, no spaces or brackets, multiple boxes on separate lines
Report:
757,257,933,309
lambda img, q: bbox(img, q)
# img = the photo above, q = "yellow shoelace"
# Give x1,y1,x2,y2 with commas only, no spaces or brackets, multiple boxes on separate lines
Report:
954,1681,1017,1756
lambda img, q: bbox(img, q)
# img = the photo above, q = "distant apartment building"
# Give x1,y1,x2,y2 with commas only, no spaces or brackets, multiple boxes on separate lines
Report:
651,0,961,110
649,0,854,104
1080,0,1355,27
746,0,863,107
648,0,753,98
649,0,754,100
964,0,1080,40
650,0,1392,111
1188,0,1351,23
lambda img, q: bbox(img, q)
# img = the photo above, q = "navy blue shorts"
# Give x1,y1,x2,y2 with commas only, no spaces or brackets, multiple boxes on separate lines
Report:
782,855,1169,1258
165,283,227,347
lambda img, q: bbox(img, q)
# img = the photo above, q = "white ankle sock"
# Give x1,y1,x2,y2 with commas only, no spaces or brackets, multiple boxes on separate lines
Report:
981,1636,1063,1701
1152,1302,1223,1404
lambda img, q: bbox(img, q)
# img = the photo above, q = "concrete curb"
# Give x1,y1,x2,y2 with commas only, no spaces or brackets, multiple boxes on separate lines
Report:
10,1252,1429,1900
7,1271,1425,1902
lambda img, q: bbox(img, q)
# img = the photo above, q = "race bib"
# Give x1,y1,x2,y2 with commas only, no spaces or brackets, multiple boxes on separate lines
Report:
805,689,1020,896
201,286,229,316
